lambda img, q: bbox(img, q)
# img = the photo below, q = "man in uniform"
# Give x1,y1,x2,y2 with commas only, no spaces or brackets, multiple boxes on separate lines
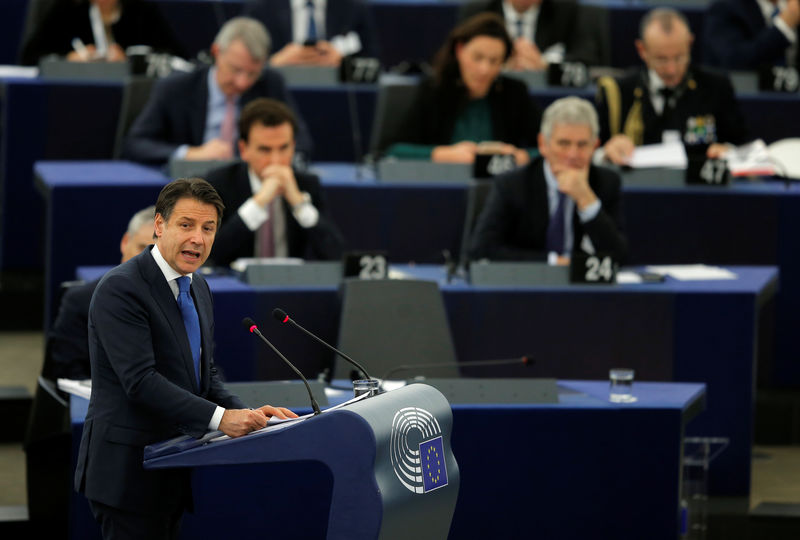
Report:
595,8,748,165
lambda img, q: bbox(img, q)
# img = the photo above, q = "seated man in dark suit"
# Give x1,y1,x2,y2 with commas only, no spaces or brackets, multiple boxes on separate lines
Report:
244,0,379,67
75,177,297,539
469,96,627,264
122,16,313,166
45,205,155,381
459,0,602,69
704,0,798,71
205,98,344,267
595,8,748,165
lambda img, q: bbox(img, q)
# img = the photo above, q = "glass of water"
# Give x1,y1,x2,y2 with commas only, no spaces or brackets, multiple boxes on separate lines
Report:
609,368,637,403
353,378,380,398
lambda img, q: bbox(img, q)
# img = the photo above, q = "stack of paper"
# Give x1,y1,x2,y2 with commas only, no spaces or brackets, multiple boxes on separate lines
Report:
644,264,737,281
629,141,688,169
57,378,92,399
723,139,776,177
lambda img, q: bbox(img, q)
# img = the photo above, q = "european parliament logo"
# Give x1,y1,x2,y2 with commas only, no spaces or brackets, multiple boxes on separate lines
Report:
390,407,450,494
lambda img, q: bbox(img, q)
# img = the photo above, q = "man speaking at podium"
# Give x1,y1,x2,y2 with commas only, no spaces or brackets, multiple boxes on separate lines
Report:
74,177,296,539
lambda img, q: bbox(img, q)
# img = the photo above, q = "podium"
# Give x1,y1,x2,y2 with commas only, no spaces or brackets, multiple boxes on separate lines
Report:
143,384,460,540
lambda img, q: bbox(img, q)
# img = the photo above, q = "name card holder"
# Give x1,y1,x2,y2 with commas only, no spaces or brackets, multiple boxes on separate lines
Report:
343,251,388,279
569,253,618,284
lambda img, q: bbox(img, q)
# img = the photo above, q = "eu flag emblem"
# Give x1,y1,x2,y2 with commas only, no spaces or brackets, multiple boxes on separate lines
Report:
419,436,448,493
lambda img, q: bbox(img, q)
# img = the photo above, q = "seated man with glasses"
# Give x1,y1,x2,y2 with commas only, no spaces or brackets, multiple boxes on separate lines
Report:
594,8,748,165
123,17,313,166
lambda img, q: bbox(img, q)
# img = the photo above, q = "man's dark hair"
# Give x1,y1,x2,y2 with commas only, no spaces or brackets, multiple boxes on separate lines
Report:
155,177,225,223
432,12,512,87
238,98,298,143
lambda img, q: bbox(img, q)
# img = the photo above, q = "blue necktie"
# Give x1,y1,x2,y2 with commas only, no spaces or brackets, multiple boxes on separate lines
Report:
176,276,201,388
546,192,567,255
306,0,318,42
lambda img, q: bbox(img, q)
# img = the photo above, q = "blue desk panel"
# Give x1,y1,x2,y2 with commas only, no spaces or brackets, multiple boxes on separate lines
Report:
75,262,774,498
37,161,793,388
68,380,705,540
0,79,123,270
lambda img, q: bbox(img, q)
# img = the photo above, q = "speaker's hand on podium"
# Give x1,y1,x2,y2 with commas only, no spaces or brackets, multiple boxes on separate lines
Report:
219,408,268,438
257,404,299,421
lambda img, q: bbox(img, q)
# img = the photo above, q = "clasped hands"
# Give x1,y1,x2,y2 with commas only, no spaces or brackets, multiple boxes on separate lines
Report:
270,42,343,67
66,43,126,63
507,37,547,72
219,405,299,438
253,165,305,208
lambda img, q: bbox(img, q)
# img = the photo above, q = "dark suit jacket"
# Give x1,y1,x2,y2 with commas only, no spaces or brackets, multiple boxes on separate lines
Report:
595,67,748,147
469,157,627,262
459,0,602,65
704,0,795,70
122,65,314,165
44,278,100,381
244,0,379,58
20,0,184,65
74,247,245,514
205,162,344,266
391,75,540,149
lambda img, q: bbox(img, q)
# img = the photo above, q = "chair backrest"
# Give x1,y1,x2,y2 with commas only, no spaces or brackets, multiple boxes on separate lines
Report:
457,179,494,270
368,74,422,158
113,75,157,159
334,279,459,381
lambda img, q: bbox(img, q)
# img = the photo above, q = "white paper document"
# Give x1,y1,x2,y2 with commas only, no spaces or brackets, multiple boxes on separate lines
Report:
230,257,304,272
644,264,737,281
629,141,688,169
0,65,39,79
57,378,92,399
724,139,777,177
615,271,643,284
209,391,372,443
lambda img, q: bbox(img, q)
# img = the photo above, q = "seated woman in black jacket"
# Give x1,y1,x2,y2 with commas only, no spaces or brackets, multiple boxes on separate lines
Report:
386,12,541,165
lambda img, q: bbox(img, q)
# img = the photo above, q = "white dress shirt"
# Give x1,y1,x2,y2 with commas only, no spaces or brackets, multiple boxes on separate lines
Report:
150,245,225,431
543,160,600,261
236,167,320,258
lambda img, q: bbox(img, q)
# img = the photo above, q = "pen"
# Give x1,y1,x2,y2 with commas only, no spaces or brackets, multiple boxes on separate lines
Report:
71,38,90,61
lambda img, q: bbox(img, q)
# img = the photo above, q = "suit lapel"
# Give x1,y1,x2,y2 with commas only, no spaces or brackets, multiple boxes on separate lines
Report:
325,1,342,38
529,160,551,240
535,0,554,49
277,0,294,48
139,248,200,393
191,276,213,394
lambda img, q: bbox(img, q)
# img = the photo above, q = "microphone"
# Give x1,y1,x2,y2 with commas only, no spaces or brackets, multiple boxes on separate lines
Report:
381,355,534,381
272,308,373,381
242,317,322,415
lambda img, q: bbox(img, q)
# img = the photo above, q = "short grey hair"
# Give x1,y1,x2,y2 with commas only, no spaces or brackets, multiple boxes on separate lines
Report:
639,8,691,40
540,97,599,140
213,17,271,61
127,205,155,236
